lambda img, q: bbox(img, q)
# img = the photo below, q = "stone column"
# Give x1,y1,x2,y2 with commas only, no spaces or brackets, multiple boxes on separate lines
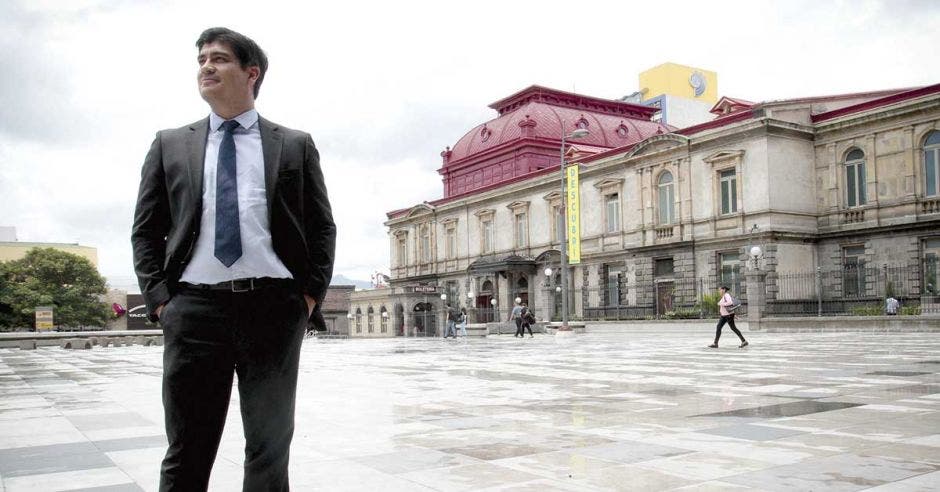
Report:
403,309,414,337
746,270,767,330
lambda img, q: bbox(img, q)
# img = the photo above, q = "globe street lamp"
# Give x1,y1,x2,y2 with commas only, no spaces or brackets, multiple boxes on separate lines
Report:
749,245,764,271
559,128,589,332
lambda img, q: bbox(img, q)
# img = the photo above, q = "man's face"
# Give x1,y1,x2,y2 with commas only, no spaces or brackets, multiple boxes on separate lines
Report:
197,41,258,106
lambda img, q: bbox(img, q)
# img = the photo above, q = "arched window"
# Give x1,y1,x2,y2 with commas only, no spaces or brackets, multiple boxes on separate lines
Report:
367,306,375,333
845,148,867,207
380,306,388,333
925,131,940,197
355,307,362,333
657,171,675,225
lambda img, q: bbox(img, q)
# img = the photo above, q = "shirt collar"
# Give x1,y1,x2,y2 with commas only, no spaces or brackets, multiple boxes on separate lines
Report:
209,108,259,132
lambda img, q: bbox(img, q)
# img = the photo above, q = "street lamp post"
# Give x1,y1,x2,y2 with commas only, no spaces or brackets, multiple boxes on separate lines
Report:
559,127,589,331
466,291,474,322
440,293,447,338
544,267,553,319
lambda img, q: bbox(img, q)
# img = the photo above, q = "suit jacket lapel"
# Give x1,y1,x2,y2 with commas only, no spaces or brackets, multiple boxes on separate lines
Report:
259,117,283,218
186,118,210,216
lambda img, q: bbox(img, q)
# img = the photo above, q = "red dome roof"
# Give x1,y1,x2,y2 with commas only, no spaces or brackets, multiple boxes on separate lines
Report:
444,85,668,166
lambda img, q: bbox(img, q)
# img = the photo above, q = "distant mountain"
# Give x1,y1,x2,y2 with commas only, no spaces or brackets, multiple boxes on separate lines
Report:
331,274,373,290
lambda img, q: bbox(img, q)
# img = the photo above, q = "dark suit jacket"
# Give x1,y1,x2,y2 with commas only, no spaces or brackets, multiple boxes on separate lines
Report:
132,116,336,322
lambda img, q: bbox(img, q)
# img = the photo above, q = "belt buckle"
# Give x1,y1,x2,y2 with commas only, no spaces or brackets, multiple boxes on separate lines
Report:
231,278,253,293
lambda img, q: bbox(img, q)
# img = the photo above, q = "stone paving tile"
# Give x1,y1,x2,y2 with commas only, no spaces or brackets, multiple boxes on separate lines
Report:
0,441,111,478
699,423,807,441
0,330,938,490
69,484,145,492
722,453,938,491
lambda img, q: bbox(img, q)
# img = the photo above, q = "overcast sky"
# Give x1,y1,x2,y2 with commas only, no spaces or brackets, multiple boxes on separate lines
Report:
1,0,937,291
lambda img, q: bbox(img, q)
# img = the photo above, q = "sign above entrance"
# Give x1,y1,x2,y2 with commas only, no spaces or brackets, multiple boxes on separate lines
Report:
411,285,438,294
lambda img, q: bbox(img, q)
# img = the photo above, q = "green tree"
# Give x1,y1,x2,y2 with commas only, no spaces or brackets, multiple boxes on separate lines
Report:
0,248,109,330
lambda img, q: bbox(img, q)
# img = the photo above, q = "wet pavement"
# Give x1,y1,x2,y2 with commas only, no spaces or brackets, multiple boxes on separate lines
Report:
0,330,938,491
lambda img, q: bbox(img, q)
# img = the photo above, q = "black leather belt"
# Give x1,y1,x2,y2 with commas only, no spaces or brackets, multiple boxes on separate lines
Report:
181,277,293,293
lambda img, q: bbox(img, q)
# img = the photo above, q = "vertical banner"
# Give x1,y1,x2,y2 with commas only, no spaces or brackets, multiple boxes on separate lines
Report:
566,164,581,264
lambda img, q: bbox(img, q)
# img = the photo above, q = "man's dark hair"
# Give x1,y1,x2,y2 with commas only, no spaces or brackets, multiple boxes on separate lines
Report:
196,27,268,99
720,286,730,291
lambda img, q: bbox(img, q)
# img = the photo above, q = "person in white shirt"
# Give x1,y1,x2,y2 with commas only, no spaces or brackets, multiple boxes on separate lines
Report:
132,27,335,491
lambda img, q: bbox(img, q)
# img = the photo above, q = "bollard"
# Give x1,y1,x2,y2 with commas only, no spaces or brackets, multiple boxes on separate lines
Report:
150,336,164,346
61,340,74,349
89,337,99,346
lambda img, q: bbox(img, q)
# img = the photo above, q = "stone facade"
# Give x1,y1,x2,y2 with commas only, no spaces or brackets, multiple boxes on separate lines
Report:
360,83,940,332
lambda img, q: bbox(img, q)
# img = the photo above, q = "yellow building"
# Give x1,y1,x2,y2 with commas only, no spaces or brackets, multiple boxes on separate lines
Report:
639,62,718,104
0,242,99,268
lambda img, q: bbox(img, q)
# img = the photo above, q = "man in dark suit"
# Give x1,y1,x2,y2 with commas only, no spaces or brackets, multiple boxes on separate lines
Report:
132,27,335,491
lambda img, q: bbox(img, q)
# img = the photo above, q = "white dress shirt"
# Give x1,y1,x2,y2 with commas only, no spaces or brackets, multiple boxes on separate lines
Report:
180,109,293,284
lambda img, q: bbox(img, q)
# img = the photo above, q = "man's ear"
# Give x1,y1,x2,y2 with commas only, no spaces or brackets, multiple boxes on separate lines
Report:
247,66,260,87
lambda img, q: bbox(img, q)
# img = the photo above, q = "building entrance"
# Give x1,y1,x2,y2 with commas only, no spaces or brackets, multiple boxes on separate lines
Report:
412,302,437,337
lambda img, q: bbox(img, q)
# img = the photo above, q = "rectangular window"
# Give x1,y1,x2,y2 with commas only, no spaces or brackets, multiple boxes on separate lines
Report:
552,205,564,243
445,228,456,259
720,169,737,214
658,184,675,224
514,213,527,248
397,237,407,266
380,313,388,333
924,238,940,295
846,162,867,207
654,258,674,277
445,281,459,306
482,220,494,253
606,266,624,307
843,245,866,297
719,252,742,293
927,149,937,197
606,194,620,233
419,227,431,262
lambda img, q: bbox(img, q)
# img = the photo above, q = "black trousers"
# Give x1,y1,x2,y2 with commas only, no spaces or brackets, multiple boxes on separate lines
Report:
714,314,745,344
514,318,523,336
158,283,307,492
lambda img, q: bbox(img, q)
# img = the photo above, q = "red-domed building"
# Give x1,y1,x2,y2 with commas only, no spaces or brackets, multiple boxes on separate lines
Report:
362,80,940,338
437,85,670,198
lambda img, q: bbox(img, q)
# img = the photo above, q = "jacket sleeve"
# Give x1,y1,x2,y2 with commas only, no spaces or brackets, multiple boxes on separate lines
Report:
302,134,337,312
718,293,731,307
131,133,171,322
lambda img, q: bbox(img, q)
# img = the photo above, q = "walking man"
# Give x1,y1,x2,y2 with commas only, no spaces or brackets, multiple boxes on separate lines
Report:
132,27,336,491
708,286,748,348
508,301,524,337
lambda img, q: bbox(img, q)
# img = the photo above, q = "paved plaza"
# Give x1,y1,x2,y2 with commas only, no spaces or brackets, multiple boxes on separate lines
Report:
0,329,938,491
